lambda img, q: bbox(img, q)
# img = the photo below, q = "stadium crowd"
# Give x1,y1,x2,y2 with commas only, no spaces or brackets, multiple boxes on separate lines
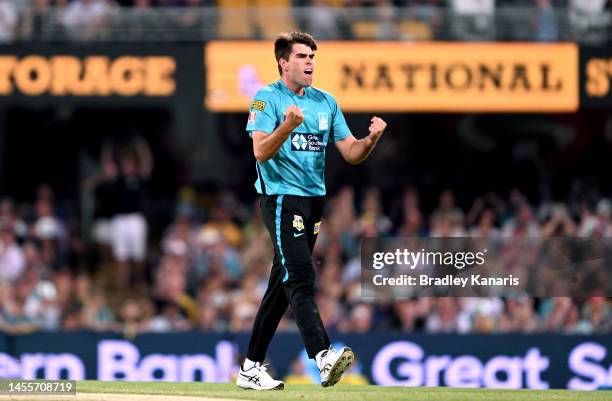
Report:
1,141,610,336
0,0,609,43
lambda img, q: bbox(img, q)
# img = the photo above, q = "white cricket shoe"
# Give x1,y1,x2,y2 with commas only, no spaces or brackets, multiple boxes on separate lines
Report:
317,346,355,387
236,362,284,390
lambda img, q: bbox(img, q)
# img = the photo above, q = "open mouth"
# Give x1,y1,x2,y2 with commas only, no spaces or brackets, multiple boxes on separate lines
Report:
304,69,313,75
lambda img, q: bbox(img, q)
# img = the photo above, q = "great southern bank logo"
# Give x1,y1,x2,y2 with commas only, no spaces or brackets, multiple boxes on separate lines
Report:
292,133,308,150
291,133,324,152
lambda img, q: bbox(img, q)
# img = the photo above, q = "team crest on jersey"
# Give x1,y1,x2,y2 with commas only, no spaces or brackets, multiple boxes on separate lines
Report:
314,220,322,235
293,215,304,231
248,111,256,124
251,100,266,111
318,112,328,131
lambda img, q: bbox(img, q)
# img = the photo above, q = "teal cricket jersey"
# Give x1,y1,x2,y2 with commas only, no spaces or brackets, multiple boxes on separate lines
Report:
246,80,351,196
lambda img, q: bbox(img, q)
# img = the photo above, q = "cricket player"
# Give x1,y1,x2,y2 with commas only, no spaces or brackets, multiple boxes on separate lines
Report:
237,32,387,390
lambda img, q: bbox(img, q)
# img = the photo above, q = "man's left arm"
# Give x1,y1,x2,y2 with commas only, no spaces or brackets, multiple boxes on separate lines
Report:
335,116,387,165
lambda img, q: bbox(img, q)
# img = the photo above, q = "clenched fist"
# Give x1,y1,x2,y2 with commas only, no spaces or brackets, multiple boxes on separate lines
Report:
283,105,304,130
368,116,387,142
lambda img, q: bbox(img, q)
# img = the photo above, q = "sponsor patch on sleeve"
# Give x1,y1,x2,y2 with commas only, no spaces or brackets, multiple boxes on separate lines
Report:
248,111,257,124
251,100,266,112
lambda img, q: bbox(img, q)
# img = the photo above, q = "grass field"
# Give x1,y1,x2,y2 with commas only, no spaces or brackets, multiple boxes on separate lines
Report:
6,381,611,401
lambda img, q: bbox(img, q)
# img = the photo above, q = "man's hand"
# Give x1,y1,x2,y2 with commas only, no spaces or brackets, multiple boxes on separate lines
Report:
283,105,304,130
368,116,387,143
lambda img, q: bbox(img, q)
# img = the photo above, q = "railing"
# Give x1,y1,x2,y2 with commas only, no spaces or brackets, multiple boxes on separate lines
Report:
13,6,612,43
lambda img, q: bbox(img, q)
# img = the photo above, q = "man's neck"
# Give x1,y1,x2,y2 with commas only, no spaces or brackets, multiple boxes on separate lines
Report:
281,77,305,96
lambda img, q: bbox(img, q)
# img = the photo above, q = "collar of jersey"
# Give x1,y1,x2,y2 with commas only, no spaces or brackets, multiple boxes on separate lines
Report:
278,79,307,98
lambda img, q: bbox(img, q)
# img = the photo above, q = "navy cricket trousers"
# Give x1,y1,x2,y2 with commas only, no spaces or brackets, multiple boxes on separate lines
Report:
246,194,330,361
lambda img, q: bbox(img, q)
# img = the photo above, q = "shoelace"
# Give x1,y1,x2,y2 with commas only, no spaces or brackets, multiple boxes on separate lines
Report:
254,362,274,380
319,347,336,374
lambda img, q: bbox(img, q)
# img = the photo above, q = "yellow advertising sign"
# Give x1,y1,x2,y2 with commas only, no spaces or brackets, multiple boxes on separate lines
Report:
205,42,578,112
0,55,176,97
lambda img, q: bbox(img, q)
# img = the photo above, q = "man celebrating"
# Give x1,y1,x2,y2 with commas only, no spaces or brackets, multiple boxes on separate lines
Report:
237,32,387,391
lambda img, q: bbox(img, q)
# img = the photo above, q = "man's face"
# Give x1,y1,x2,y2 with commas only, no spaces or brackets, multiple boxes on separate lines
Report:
281,43,315,88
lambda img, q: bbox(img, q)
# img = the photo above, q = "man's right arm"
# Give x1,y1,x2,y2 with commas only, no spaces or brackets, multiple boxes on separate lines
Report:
252,105,304,162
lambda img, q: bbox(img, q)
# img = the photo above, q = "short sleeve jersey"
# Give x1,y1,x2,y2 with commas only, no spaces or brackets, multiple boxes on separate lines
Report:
246,80,351,196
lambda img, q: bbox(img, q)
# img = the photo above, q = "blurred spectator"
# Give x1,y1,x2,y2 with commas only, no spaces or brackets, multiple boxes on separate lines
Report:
357,187,392,236
23,280,61,331
0,223,25,282
108,137,152,288
502,202,540,237
87,141,119,260
431,190,466,237
450,0,496,40
144,301,191,332
61,0,114,40
81,290,115,330
579,198,612,236
0,198,28,239
305,0,344,39
375,0,399,39
568,0,609,44
535,0,559,41
396,187,425,236
118,298,145,338
541,204,576,236
197,304,226,331
425,298,471,333
499,297,541,333
0,0,17,43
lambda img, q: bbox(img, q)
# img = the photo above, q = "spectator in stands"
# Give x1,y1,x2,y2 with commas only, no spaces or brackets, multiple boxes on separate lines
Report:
0,222,25,283
358,187,392,235
304,0,344,40
502,201,540,237
23,280,61,331
144,301,191,332
108,137,152,288
87,141,119,262
375,0,399,39
541,204,577,236
499,297,541,333
535,0,559,41
0,0,18,43
32,195,68,270
582,296,612,334
393,299,421,332
81,289,115,331
396,187,426,236
425,298,470,333
62,0,114,40
198,304,226,331
119,298,145,338
450,0,496,40
0,198,28,239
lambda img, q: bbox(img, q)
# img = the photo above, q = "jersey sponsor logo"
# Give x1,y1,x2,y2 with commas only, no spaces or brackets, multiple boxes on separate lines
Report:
291,133,324,152
318,112,329,131
293,215,304,231
251,100,266,111
248,111,256,124
314,220,322,235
